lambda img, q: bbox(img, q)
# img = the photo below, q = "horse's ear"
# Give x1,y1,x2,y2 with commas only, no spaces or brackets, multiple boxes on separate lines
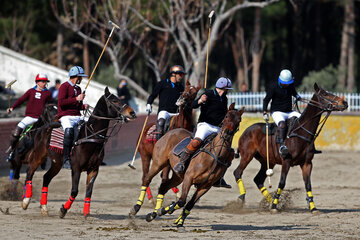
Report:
239,106,245,115
186,79,190,86
229,102,235,110
105,87,110,96
314,83,319,92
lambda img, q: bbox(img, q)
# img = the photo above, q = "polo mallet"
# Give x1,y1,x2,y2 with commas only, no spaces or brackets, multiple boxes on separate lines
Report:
204,10,215,89
265,117,273,188
128,112,150,169
5,80,17,109
84,20,120,92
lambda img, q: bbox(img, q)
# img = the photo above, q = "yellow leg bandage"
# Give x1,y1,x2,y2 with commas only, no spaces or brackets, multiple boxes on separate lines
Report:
154,194,164,211
237,178,246,195
260,187,273,204
174,209,190,225
272,188,283,205
136,186,147,205
307,191,316,210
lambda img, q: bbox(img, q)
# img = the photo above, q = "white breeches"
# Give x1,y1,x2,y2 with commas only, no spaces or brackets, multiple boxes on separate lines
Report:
17,116,38,129
158,110,179,120
271,111,301,126
194,122,221,141
59,115,84,130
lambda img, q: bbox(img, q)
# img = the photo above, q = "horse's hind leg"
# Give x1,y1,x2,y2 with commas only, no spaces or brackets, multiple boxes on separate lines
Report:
146,173,182,222
140,150,154,204
161,166,180,200
301,162,319,213
22,151,42,210
233,150,255,202
174,187,210,229
83,169,99,218
129,158,168,217
254,161,274,204
59,169,81,218
40,154,62,216
270,160,291,213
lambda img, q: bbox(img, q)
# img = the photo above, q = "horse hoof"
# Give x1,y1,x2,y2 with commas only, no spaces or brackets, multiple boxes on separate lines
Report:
157,207,166,216
84,213,90,219
177,225,186,232
311,208,320,215
22,198,30,210
238,194,245,202
59,205,67,218
146,212,157,222
40,205,48,216
129,204,141,217
270,208,279,214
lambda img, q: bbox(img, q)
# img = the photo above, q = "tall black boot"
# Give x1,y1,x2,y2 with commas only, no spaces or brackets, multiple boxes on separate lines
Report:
213,177,232,189
173,138,202,174
155,118,165,141
277,121,288,158
6,126,23,162
63,128,74,169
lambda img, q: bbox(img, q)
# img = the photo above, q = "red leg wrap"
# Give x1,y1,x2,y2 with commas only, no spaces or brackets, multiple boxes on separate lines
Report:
22,185,25,199
64,196,75,210
84,197,91,216
25,181,32,198
40,187,48,205
146,187,152,200
172,187,179,194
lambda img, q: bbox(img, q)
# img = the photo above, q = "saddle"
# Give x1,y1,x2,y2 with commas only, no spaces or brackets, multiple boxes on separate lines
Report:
145,117,176,143
49,121,85,153
172,133,218,158
261,117,298,137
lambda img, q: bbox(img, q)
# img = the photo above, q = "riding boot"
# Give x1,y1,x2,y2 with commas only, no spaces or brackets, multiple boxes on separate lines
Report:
277,121,288,158
213,177,232,189
6,126,23,162
63,128,74,169
173,138,202,174
311,143,322,154
155,118,165,141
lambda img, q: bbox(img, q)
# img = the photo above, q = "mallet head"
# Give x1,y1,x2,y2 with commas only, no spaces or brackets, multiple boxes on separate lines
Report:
5,80,17,89
128,163,136,170
208,10,215,19
109,20,120,29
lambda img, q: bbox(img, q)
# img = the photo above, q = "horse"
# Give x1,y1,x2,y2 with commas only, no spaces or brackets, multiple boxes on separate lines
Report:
233,83,348,213
20,87,136,218
137,80,200,203
130,103,245,229
8,104,58,197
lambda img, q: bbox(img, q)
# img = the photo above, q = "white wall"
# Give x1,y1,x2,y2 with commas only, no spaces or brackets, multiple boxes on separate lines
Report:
0,45,148,113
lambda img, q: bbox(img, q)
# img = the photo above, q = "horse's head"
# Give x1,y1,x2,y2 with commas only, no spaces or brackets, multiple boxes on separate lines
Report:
40,104,58,123
103,87,137,122
176,80,201,107
313,83,348,112
222,103,245,136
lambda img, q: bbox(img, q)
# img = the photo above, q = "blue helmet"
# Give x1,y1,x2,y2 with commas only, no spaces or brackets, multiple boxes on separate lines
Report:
278,69,293,84
216,77,233,90
68,66,88,77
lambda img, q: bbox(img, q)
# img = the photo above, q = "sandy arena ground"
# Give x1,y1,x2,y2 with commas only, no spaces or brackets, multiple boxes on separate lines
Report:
0,151,360,239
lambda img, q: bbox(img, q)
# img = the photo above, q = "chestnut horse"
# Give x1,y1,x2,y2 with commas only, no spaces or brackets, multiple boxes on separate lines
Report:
130,104,245,229
137,80,200,202
233,83,348,213
9,104,57,188
20,87,136,218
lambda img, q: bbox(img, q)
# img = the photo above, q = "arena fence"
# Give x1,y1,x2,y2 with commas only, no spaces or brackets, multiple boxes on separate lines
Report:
228,92,360,112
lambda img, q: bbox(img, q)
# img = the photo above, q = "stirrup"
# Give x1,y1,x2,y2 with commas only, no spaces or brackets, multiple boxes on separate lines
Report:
279,145,288,158
6,151,14,162
63,159,71,170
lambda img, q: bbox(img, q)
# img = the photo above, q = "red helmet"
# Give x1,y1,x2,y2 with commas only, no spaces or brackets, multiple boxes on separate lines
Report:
35,73,50,82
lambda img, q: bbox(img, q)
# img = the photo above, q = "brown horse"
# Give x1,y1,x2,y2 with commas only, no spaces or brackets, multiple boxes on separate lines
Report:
137,80,200,202
233,83,348,213
8,104,58,197
20,87,136,218
130,103,245,229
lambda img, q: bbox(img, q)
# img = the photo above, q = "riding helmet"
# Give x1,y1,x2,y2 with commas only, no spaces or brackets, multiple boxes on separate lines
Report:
35,73,50,82
169,65,186,75
216,77,233,90
278,69,294,84
68,66,88,78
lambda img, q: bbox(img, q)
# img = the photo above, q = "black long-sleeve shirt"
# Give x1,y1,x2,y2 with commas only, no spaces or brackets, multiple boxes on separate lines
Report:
192,89,228,126
147,78,184,113
263,82,300,113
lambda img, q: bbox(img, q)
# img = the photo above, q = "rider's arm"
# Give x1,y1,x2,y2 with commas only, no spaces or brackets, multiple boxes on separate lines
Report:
263,87,273,113
147,80,163,105
11,89,31,110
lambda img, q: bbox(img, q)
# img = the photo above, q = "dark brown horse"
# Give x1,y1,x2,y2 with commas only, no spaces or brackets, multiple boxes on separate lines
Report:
20,87,136,218
8,104,58,196
233,83,348,213
137,80,200,203
130,104,245,229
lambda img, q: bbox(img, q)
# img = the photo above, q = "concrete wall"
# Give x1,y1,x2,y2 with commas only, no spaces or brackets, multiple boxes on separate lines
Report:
0,45,148,113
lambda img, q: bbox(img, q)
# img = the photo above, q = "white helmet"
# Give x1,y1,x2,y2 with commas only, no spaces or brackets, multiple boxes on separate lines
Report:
278,69,293,84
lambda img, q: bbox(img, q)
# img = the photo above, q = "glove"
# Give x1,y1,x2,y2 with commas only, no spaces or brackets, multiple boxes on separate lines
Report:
296,95,302,101
146,104,152,113
263,112,269,122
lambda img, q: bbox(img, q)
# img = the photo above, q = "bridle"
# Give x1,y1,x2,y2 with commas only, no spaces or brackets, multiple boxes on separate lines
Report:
90,93,129,122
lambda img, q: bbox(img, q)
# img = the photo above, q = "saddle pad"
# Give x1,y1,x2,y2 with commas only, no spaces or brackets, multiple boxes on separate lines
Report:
145,125,157,142
49,128,64,153
173,137,192,157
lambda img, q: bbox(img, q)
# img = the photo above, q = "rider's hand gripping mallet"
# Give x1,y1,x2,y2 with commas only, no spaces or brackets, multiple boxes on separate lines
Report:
265,118,273,188
204,10,215,89
5,80,17,109
128,112,150,169
84,20,120,93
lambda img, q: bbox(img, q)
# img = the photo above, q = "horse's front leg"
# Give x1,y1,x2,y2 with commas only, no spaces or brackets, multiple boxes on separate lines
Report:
83,169,99,218
301,161,319,213
40,153,62,216
175,187,210,230
59,169,81,218
270,159,291,213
